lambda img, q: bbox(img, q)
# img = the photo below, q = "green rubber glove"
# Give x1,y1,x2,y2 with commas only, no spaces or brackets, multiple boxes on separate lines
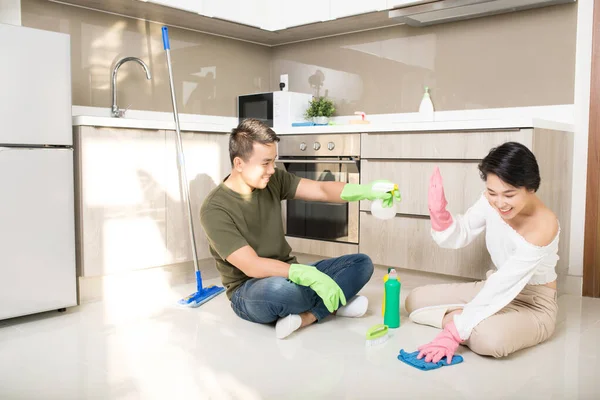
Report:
288,264,347,313
381,182,402,208
340,180,401,208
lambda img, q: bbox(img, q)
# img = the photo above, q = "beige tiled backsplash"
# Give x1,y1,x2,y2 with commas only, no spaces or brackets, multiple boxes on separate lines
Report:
22,0,576,117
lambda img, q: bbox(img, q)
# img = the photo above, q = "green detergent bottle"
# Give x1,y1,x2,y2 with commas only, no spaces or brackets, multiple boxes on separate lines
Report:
383,269,400,328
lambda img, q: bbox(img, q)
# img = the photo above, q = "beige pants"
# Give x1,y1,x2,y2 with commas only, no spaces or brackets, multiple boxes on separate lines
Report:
405,279,558,358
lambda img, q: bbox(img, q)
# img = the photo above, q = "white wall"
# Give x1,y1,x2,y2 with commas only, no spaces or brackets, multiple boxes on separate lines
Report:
0,0,21,25
570,0,595,278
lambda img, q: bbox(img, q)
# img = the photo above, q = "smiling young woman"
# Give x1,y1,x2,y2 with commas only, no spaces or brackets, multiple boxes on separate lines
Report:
405,142,560,361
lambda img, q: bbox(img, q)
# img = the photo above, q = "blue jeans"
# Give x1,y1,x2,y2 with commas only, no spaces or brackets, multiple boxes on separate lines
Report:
230,253,374,323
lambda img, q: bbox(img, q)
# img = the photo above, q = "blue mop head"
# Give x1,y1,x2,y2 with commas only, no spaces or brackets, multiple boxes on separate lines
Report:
398,349,463,371
178,285,225,307
178,271,225,308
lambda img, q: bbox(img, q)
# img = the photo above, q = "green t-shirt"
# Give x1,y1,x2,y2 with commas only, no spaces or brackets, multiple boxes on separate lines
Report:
200,168,301,299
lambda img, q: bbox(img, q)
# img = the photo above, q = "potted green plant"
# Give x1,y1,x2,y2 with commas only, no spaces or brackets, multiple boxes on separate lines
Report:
305,97,335,125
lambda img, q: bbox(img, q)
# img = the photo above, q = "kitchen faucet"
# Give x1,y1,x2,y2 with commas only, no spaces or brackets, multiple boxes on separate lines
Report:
111,57,152,117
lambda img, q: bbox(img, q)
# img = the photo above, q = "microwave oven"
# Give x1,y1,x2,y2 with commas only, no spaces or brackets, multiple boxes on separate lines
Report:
237,91,313,130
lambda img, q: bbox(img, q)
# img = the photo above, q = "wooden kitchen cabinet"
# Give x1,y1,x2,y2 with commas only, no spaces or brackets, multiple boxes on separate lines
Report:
74,126,229,277
74,126,168,277
361,130,530,159
360,159,483,216
360,212,492,279
359,127,573,279
164,130,230,265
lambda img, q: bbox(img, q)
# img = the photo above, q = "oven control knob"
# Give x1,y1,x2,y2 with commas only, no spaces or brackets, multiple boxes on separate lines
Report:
327,142,335,151
313,142,321,150
299,142,307,151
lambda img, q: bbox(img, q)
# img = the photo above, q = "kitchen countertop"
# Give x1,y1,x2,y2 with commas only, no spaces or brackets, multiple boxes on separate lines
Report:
71,115,234,133
280,118,574,134
71,105,575,134
72,106,237,133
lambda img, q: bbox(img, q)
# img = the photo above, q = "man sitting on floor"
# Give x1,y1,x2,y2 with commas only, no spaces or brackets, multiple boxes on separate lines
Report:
200,118,399,339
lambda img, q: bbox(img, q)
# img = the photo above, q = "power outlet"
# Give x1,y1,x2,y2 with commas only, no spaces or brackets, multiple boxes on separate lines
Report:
279,74,289,91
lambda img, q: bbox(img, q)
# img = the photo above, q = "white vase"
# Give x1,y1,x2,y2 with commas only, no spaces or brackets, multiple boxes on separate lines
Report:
313,116,329,125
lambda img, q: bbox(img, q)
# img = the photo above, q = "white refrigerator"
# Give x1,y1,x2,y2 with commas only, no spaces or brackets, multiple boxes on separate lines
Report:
0,23,77,320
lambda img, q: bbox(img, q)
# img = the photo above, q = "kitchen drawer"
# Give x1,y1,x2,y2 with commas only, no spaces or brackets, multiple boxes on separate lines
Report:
359,212,490,279
360,130,532,159
360,160,484,216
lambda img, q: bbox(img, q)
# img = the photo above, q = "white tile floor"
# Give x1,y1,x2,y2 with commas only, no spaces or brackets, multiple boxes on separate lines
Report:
1,263,599,400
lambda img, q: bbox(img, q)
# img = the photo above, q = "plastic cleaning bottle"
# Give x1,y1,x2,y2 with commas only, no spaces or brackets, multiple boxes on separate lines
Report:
419,86,435,121
371,199,396,220
383,269,401,328
370,181,398,220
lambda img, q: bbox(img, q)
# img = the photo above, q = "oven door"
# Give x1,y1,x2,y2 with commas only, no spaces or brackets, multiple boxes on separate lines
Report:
277,157,359,244
238,93,274,127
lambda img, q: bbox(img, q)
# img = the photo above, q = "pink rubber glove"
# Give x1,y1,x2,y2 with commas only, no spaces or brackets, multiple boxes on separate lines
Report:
428,167,453,231
417,321,463,364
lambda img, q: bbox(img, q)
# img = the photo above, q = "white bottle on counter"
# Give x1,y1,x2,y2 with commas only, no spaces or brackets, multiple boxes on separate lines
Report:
419,86,435,121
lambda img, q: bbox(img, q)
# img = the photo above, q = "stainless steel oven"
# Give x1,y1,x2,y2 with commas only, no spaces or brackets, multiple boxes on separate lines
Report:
277,134,360,245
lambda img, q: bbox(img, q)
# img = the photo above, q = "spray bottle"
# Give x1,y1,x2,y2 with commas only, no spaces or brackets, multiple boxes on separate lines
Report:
370,181,400,220
383,268,401,328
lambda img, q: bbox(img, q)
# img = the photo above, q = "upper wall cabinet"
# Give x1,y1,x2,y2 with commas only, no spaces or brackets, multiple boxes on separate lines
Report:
60,0,577,45
386,0,432,9
148,0,202,13
283,0,332,29
202,0,266,29
330,0,387,19
203,0,334,31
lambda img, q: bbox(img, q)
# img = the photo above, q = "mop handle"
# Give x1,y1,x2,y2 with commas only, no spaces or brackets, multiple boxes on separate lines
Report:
162,26,200,274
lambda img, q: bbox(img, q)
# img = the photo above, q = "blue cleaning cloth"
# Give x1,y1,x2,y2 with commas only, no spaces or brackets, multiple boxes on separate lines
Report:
291,122,315,127
398,349,463,371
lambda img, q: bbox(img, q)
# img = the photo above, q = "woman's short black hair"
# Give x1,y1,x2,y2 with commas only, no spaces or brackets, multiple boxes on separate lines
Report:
478,142,541,192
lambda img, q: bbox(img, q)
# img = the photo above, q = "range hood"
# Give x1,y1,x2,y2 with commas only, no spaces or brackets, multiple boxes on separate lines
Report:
388,0,576,27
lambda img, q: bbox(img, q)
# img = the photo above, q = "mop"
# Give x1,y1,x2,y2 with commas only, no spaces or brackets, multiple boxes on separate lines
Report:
162,26,225,307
